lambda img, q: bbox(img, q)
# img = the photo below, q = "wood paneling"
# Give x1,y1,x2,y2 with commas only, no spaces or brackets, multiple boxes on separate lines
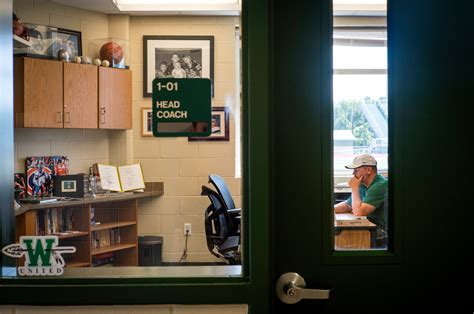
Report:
64,63,98,129
99,67,132,129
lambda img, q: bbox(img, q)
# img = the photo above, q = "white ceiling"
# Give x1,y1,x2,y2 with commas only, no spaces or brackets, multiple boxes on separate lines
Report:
51,0,241,16
52,0,120,14
51,0,385,16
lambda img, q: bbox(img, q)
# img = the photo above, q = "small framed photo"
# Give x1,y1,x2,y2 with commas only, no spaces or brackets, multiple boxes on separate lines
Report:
51,28,82,60
53,174,84,198
143,35,214,97
188,107,229,141
141,107,153,137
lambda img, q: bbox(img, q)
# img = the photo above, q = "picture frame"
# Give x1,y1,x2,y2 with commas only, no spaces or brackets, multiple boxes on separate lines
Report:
143,35,214,97
53,174,84,198
51,28,82,60
141,107,153,137
188,107,229,141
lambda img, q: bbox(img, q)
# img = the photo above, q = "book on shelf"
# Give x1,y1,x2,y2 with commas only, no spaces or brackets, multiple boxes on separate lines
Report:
92,252,114,267
92,163,145,192
90,207,95,226
36,208,77,236
91,228,120,249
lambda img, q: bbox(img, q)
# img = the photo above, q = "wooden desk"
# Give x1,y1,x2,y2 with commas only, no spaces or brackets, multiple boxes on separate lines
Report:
15,182,163,267
335,213,376,250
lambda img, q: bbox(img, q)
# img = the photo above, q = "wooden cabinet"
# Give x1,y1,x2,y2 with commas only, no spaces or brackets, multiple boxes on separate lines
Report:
64,62,98,129
14,57,132,130
99,67,132,129
14,57,63,128
15,183,164,267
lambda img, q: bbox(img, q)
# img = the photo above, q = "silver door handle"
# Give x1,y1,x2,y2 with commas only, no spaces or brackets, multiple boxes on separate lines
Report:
276,272,331,304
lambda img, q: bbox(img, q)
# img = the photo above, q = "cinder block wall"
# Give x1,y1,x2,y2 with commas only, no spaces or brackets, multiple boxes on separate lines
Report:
130,16,241,263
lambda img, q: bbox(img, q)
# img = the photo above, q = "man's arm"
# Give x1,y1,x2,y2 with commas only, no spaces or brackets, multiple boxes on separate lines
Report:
334,201,351,213
352,202,376,216
348,176,376,216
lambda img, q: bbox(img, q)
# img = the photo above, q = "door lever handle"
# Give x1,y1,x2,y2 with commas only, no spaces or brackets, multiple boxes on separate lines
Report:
276,272,331,304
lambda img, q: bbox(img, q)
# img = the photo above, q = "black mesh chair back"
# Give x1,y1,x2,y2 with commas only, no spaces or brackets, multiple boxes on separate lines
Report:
209,174,236,210
201,185,240,264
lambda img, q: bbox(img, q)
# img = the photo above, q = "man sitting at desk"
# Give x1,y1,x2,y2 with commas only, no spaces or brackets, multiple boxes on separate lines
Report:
334,154,388,248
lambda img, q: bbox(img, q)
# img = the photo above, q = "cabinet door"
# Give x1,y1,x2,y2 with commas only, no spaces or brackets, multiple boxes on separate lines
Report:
64,63,98,129
22,58,63,128
99,67,132,129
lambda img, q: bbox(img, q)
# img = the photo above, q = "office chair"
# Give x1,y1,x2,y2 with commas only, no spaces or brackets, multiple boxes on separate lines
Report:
201,185,240,264
208,174,241,221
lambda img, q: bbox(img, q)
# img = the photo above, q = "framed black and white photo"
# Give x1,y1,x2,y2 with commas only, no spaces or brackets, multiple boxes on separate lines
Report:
141,107,153,137
51,28,82,60
143,35,214,97
188,107,229,141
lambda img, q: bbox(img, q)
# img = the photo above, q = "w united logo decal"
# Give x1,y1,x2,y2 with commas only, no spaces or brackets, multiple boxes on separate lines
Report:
2,236,76,276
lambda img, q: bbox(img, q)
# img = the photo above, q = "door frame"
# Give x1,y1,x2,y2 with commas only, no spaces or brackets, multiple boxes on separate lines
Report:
0,0,271,312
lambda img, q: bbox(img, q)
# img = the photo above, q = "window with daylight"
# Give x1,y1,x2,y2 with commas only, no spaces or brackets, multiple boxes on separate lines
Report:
332,2,388,251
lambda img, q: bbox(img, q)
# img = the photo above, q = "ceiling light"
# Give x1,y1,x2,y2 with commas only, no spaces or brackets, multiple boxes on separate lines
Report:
116,0,238,4
113,0,240,13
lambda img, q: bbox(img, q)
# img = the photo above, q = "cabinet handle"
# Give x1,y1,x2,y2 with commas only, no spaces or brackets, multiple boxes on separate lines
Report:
65,112,71,123
100,106,106,124
56,112,62,124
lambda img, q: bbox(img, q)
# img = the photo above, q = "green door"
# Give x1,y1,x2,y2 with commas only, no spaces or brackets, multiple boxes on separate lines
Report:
270,0,473,313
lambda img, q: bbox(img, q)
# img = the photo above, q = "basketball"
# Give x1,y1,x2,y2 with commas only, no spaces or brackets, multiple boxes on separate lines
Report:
99,42,124,64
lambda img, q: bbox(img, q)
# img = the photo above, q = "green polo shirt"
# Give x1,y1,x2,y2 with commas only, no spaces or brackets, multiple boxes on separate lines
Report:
346,174,388,229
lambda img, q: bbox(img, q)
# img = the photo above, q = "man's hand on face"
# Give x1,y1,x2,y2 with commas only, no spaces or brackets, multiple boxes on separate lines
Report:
348,175,364,189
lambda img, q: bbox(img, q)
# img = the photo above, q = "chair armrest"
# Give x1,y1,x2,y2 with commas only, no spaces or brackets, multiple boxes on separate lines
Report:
228,208,241,215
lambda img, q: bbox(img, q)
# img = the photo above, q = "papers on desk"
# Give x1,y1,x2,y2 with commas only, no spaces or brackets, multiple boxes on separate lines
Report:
335,213,374,227
21,197,58,204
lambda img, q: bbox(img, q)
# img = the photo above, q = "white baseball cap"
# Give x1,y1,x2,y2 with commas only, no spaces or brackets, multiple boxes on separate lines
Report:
345,154,377,169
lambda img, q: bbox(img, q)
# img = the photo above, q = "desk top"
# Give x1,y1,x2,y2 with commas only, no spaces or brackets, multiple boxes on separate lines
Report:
15,182,164,216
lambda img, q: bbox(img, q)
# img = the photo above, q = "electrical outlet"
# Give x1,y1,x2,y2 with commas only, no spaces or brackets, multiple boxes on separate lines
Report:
184,223,192,235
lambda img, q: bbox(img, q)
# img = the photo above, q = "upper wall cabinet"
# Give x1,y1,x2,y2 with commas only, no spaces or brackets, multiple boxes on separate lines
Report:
64,62,98,129
14,57,132,130
14,58,63,128
99,67,132,130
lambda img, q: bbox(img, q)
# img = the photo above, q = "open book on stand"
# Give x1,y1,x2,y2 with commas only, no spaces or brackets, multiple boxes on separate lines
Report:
93,163,145,192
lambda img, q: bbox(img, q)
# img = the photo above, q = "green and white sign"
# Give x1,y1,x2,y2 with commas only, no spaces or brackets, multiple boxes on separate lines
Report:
152,78,212,137
2,236,76,276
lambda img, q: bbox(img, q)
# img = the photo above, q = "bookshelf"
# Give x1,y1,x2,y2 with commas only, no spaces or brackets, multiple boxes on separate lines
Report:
15,182,163,268
90,199,138,266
